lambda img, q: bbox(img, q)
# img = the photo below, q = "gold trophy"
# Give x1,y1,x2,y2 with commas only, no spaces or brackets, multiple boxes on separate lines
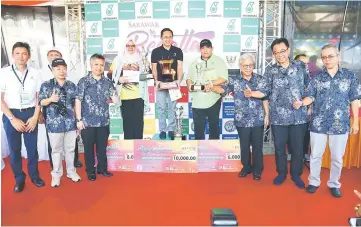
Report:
158,59,178,90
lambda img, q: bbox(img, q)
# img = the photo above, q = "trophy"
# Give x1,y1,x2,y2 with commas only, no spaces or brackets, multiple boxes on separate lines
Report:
140,46,151,74
158,59,178,90
190,61,206,91
174,104,184,140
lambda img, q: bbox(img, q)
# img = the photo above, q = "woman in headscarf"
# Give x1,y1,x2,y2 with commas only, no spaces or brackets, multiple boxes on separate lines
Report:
110,39,150,139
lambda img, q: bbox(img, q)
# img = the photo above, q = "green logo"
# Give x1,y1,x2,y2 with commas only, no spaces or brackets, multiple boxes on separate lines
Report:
91,22,98,33
174,2,182,14
246,2,254,13
227,19,236,31
106,4,114,16
210,2,218,13
140,3,148,15
107,39,115,50
245,37,253,48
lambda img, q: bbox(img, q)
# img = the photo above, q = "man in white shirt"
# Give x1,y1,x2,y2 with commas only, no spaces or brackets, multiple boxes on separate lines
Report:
1,42,45,192
40,47,83,169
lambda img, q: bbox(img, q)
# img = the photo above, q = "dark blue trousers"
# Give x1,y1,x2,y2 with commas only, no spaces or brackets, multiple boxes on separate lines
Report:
3,108,40,183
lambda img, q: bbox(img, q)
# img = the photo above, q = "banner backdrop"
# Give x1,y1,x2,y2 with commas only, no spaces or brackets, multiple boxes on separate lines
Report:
84,0,260,140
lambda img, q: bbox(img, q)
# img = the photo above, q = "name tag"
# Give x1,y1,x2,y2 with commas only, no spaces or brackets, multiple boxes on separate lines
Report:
21,90,31,106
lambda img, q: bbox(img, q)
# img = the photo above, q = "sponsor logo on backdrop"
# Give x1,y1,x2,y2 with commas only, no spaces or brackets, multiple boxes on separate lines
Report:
242,1,258,18
225,19,240,35
207,2,222,18
224,120,236,133
171,2,187,18
226,56,237,68
137,3,152,19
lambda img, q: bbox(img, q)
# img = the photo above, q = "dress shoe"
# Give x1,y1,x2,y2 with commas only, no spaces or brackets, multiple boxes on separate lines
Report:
97,170,113,177
31,178,45,187
87,173,96,181
306,185,318,194
330,187,342,198
253,174,261,181
238,170,251,178
74,161,83,168
14,182,25,193
273,174,286,185
291,176,305,189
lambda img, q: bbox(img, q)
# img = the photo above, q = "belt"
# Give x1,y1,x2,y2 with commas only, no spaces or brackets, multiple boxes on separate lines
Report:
10,107,35,112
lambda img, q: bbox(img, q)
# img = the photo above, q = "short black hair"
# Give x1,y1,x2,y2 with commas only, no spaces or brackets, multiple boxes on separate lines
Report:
294,54,306,60
270,38,289,52
90,53,105,61
160,28,173,37
12,42,31,56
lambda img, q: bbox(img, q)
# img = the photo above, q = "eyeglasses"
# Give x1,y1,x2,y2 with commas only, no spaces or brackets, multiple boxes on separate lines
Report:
273,48,288,56
126,45,135,48
321,55,337,61
242,64,254,69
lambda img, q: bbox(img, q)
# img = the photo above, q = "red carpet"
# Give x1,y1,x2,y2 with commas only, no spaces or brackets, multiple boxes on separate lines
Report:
1,155,360,226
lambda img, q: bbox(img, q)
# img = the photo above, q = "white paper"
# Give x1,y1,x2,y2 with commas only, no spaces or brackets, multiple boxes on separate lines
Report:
123,70,140,83
169,88,182,101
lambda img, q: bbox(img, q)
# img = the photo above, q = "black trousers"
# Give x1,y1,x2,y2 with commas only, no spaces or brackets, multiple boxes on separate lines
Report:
236,126,264,175
192,98,221,140
272,123,307,177
81,126,110,173
287,122,310,155
121,98,144,139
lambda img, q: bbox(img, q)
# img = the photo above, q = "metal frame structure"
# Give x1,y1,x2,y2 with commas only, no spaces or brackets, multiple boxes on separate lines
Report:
258,0,283,151
65,0,85,82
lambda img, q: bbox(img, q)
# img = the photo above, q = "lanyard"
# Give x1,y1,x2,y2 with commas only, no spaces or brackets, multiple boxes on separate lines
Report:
48,65,52,72
12,65,29,89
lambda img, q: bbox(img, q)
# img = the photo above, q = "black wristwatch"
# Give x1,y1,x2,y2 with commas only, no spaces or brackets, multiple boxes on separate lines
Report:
76,118,82,122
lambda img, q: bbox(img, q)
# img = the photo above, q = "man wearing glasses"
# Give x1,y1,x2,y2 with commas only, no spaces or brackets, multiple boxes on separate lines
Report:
255,38,310,188
296,44,361,197
39,58,81,187
151,28,183,140
212,53,268,180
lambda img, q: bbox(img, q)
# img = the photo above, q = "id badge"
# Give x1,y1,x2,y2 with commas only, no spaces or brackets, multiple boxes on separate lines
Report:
21,90,31,106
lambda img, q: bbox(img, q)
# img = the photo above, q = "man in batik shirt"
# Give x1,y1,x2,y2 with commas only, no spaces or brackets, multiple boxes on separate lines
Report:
262,38,310,189
296,44,361,198
75,54,118,181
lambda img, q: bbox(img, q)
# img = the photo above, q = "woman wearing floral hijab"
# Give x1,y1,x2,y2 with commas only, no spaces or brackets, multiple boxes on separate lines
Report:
111,39,149,139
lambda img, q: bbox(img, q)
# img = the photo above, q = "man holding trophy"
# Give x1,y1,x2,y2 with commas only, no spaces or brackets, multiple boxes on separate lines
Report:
186,39,228,140
151,28,183,140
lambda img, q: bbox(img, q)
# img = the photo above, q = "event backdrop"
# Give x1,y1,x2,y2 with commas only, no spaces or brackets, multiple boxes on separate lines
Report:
84,0,260,140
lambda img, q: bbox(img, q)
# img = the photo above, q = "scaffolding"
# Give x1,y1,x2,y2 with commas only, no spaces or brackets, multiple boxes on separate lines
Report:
65,0,85,82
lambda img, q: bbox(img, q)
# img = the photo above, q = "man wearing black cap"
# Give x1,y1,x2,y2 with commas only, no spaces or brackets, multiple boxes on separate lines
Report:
186,39,228,139
40,47,83,169
38,58,81,187
151,28,184,140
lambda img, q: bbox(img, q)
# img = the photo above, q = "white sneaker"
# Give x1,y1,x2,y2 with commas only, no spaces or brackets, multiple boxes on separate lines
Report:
67,173,81,182
51,177,61,187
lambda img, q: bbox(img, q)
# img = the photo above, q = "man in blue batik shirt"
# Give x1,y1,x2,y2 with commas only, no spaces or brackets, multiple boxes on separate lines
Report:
213,53,269,181
261,38,310,189
75,54,118,181
39,58,81,187
296,44,361,198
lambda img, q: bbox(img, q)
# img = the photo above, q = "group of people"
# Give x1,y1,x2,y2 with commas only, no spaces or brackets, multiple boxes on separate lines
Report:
1,28,360,199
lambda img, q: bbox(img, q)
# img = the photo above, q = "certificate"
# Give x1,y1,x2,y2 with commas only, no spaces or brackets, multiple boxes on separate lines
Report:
123,70,140,83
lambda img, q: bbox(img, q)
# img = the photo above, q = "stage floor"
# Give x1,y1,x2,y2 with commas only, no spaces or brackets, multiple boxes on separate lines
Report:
1,155,359,226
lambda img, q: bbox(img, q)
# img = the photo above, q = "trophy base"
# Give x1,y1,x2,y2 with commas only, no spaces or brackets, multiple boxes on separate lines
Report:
191,84,205,91
158,81,178,90
174,135,186,141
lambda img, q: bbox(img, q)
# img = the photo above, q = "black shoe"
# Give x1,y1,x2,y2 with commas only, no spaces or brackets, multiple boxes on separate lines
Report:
330,187,342,198
253,174,261,181
87,173,96,181
291,176,305,189
238,170,251,178
306,185,318,194
97,170,113,177
273,174,286,185
74,161,83,168
14,182,25,193
168,131,174,140
31,178,45,187
159,131,166,140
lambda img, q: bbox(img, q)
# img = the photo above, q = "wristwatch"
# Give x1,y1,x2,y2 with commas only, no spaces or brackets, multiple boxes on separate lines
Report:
76,118,82,122
8,115,14,121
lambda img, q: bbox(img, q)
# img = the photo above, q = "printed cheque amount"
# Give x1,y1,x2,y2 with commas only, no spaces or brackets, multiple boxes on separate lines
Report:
226,153,240,160
125,153,134,160
173,154,197,161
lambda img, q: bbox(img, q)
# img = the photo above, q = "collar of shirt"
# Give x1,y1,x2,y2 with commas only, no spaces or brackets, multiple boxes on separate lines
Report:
161,45,174,51
321,65,344,78
11,64,28,77
88,73,106,82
